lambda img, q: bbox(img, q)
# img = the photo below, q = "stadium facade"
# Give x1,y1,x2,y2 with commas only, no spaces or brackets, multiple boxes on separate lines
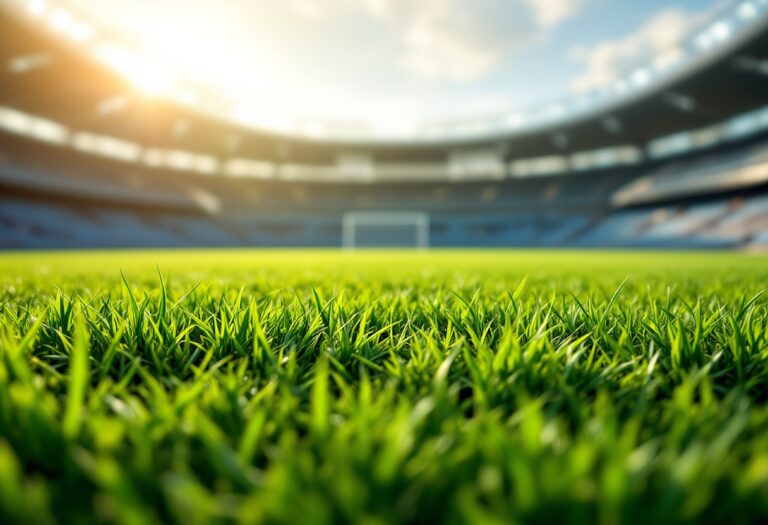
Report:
2,0,768,249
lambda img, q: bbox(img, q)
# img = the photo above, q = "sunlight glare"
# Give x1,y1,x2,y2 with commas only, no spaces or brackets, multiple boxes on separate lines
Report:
93,45,175,97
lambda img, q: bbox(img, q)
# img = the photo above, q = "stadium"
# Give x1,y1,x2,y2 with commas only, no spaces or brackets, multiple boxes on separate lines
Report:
1,0,768,524
2,0,768,249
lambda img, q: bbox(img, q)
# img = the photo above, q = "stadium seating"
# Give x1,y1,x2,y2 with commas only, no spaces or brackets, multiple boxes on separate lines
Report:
612,139,768,206
4,189,766,249
2,126,768,249
2,0,768,250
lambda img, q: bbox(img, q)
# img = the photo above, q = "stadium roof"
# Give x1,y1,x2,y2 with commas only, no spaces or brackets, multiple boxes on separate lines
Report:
2,0,768,144
2,0,768,170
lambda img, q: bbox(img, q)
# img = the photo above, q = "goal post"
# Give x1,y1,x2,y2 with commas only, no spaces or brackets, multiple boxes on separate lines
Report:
342,212,429,249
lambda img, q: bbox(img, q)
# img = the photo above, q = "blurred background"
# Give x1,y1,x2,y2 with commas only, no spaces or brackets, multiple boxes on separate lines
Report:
1,0,768,249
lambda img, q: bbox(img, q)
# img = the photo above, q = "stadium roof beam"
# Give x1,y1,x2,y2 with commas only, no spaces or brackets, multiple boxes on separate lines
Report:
551,132,569,149
493,141,514,163
732,55,768,76
96,94,130,116
172,119,190,140
601,116,623,135
226,134,241,153
7,53,52,74
662,92,698,113
276,142,292,160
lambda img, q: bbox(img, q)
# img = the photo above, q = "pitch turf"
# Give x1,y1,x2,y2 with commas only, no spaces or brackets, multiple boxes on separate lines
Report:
1,250,768,524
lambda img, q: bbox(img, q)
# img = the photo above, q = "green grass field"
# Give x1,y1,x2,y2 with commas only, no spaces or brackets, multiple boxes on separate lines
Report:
1,250,768,525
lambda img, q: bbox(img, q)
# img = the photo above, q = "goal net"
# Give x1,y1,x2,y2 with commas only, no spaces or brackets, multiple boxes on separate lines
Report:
342,212,429,249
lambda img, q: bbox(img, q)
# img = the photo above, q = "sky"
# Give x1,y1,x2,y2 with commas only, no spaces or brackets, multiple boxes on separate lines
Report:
54,0,731,135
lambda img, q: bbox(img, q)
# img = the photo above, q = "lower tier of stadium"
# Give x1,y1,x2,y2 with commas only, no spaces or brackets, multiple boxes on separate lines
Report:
2,194,767,249
2,132,768,250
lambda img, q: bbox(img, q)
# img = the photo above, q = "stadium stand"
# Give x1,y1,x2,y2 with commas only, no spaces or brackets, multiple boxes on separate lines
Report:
2,1,768,249
612,138,768,206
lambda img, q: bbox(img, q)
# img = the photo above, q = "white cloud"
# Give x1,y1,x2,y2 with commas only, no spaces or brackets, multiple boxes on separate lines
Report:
569,8,708,93
522,0,586,29
395,0,586,82
290,0,589,82
401,22,497,82
287,0,387,18
287,0,326,18
397,0,509,82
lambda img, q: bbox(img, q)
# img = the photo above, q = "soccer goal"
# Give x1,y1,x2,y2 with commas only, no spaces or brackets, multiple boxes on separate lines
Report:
342,212,429,249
